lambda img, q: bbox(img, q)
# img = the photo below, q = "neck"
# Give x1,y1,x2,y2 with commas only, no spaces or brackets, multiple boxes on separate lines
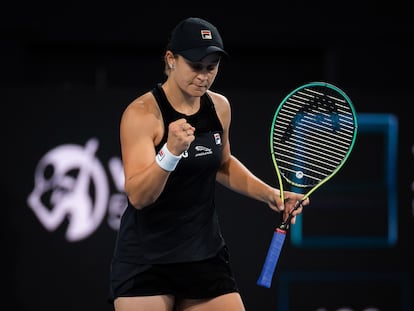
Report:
162,82,200,115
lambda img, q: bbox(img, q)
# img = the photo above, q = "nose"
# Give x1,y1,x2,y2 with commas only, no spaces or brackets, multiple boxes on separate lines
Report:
197,72,208,82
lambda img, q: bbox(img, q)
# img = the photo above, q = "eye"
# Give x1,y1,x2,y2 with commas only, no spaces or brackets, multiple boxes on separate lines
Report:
190,63,204,71
206,64,218,71
189,63,218,72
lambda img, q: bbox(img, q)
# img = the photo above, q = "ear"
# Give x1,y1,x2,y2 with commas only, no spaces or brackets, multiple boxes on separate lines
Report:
165,50,175,66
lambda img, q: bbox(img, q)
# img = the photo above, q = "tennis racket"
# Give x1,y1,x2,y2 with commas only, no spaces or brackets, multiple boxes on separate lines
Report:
256,81,358,288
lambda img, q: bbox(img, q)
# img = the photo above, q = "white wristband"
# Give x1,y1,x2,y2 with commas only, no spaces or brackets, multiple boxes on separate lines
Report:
155,143,182,172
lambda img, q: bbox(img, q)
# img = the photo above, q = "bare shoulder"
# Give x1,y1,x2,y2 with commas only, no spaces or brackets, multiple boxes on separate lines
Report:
121,91,163,141
123,91,160,120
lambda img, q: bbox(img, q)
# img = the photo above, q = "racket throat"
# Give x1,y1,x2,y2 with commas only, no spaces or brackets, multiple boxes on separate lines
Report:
280,199,302,230
279,218,291,230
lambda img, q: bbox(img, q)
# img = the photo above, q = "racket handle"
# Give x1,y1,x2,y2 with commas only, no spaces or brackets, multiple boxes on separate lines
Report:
256,228,286,288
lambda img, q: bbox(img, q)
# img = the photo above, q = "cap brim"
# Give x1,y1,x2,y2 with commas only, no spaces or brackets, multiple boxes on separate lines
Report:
179,46,229,62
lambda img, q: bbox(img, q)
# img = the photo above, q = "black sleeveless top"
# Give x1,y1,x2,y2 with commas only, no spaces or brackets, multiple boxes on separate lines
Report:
113,84,225,264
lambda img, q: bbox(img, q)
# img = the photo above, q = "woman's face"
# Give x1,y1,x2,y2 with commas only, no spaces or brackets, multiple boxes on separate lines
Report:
173,53,221,97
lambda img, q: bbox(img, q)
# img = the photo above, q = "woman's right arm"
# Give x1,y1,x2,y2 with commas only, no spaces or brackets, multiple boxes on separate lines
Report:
120,93,194,209
120,93,171,209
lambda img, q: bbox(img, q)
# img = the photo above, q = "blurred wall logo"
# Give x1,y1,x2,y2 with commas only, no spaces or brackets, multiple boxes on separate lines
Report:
27,138,126,242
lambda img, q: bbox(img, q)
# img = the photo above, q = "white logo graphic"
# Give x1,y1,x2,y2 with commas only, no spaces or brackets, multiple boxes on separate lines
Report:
295,171,304,179
27,138,126,242
201,29,212,40
214,133,221,145
195,145,213,157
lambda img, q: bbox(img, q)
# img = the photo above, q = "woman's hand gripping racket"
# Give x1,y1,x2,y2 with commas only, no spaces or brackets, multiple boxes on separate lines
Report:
257,82,358,288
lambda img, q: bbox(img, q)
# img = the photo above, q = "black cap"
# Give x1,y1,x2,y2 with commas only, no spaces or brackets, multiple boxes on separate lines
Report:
168,17,228,62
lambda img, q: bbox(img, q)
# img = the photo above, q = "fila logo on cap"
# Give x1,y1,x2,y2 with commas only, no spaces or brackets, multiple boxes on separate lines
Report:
201,30,212,40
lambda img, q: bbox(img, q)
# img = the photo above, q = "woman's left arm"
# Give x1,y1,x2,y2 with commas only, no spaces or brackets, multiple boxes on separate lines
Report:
212,91,308,222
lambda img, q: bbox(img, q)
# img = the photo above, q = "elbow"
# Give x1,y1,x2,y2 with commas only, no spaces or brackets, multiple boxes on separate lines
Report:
128,197,145,210
124,181,146,210
126,192,157,210
124,174,163,210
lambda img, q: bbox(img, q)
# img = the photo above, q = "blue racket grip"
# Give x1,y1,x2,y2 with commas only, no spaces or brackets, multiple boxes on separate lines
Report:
256,228,286,288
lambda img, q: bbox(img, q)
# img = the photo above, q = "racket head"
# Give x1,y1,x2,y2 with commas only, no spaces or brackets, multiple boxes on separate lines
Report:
270,82,358,201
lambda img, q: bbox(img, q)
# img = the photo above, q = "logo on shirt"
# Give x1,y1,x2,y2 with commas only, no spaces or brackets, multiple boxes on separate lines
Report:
214,133,221,145
195,145,213,157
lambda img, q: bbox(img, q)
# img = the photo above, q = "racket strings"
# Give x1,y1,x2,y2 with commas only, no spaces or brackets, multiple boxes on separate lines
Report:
274,119,350,161
272,86,356,187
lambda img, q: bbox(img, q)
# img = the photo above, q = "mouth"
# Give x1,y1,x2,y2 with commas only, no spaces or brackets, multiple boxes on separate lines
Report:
194,84,207,89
